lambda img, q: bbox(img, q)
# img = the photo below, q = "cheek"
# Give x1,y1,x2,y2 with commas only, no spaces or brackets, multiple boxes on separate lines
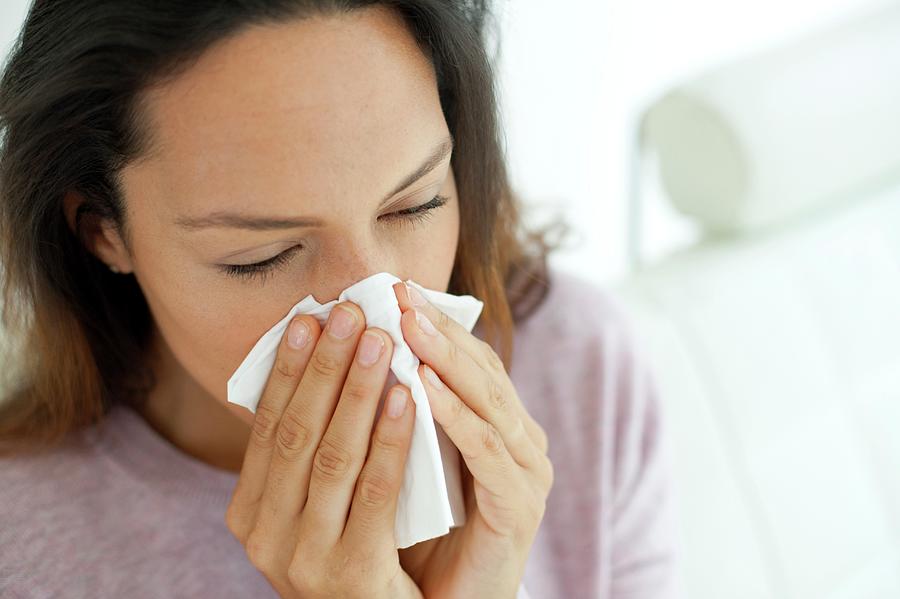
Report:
139,272,288,405
437,198,461,274
399,196,459,291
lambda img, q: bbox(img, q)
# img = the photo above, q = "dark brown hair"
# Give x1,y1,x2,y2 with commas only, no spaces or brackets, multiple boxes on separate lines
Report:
0,0,569,456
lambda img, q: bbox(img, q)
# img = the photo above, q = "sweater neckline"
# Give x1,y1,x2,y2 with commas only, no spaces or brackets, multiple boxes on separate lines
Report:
86,402,240,508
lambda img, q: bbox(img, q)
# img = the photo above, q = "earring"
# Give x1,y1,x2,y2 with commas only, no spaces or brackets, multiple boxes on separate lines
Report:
108,264,121,274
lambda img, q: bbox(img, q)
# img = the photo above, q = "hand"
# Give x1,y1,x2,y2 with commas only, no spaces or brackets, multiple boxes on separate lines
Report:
392,282,554,599
225,301,423,599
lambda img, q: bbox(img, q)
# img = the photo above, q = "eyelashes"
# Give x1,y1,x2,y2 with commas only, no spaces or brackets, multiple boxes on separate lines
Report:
219,194,450,283
220,244,302,282
383,193,448,228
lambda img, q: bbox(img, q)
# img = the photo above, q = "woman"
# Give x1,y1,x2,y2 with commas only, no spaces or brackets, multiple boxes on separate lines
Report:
0,1,680,597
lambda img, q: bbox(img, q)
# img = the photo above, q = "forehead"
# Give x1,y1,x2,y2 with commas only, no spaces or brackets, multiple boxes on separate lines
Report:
128,6,445,219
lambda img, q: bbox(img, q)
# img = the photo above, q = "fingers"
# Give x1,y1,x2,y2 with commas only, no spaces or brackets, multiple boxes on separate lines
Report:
419,364,553,494
416,362,538,502
342,385,416,549
301,327,396,546
227,313,322,536
393,282,493,373
226,298,416,597
253,302,367,541
393,281,549,456
397,302,542,472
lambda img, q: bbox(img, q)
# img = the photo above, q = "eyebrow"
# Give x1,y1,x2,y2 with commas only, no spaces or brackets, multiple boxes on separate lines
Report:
174,135,454,231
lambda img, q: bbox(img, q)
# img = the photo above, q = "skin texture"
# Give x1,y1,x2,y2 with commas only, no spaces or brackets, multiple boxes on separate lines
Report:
220,280,552,597
65,6,460,472
64,6,553,597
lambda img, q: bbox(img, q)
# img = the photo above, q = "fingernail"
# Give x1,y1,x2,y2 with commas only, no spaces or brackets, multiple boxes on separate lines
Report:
423,364,444,389
287,318,310,349
357,331,384,366
406,283,427,307
327,305,358,339
415,309,438,336
386,388,408,418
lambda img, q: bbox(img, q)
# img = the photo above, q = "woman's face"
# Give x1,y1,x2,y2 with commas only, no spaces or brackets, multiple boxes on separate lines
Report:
111,8,460,419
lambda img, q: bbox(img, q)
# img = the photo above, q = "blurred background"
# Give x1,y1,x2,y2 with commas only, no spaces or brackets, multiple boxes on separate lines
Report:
502,2,900,597
3,1,899,597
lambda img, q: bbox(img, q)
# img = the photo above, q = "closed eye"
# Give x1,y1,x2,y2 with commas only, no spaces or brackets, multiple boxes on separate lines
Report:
218,194,450,282
379,194,449,227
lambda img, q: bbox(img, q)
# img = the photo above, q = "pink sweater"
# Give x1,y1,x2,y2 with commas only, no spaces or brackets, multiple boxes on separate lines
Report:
0,268,681,598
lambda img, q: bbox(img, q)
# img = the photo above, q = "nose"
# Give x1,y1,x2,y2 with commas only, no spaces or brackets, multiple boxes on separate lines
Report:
310,244,404,303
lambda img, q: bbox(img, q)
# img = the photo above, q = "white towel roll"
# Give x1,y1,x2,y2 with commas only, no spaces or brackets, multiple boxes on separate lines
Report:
642,4,900,233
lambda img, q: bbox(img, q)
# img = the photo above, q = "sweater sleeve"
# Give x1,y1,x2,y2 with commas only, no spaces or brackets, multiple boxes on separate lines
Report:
500,270,684,598
606,316,684,598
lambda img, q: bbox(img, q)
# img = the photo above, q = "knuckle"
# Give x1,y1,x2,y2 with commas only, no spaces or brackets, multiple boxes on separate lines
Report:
245,530,275,572
285,566,306,593
487,379,507,412
436,309,452,330
480,421,505,456
313,437,352,481
250,403,281,450
341,379,370,405
538,428,550,454
287,539,317,584
224,503,250,542
544,458,555,490
309,351,341,380
275,408,313,460
371,426,405,453
286,555,316,594
356,471,394,508
273,354,301,381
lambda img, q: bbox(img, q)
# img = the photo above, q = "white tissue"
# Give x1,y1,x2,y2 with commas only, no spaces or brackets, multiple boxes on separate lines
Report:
226,271,484,549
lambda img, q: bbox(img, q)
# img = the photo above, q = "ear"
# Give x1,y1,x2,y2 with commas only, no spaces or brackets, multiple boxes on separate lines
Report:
63,191,134,275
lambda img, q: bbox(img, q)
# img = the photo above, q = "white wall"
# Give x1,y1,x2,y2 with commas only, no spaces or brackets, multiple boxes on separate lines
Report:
493,0,896,284
2,0,893,284
0,1,28,61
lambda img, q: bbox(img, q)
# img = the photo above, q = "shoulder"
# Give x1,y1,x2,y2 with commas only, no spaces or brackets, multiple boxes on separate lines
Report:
0,409,270,596
509,265,667,502
0,430,106,583
0,429,101,512
0,422,109,492
511,265,653,387
510,267,682,596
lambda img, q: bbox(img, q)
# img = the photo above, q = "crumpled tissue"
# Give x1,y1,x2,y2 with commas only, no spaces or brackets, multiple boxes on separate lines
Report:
226,271,484,548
